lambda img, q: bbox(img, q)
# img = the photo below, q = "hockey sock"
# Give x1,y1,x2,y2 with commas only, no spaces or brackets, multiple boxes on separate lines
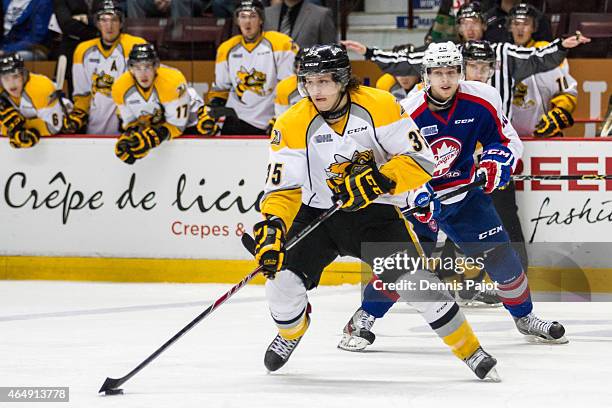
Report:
484,244,533,318
276,304,311,340
361,276,399,318
423,302,481,360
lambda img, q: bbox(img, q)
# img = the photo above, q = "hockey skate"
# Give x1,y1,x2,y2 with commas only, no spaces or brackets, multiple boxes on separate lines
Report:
264,307,311,372
264,333,304,372
464,346,500,381
338,307,376,352
455,271,502,308
514,313,568,344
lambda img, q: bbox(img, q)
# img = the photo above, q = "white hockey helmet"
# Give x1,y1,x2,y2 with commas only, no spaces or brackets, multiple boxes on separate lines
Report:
422,41,464,85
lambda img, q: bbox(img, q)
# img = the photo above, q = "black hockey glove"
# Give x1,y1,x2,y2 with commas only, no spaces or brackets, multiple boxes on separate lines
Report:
62,108,88,134
196,105,220,136
115,126,169,164
253,217,286,279
332,159,395,212
534,107,574,137
0,105,26,134
9,128,40,149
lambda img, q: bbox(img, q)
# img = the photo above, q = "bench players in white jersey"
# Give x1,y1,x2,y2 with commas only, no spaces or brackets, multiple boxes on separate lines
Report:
112,44,201,164
0,54,64,148
508,3,578,137
66,0,146,135
199,0,296,136
339,42,568,353
254,43,500,381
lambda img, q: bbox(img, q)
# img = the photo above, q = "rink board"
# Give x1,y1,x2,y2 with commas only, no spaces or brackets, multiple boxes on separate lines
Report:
0,137,611,288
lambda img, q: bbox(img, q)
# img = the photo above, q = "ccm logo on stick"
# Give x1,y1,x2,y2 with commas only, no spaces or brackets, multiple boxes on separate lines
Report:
478,226,503,240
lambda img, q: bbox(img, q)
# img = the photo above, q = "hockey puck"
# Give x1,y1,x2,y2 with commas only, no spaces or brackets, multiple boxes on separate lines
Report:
104,389,123,395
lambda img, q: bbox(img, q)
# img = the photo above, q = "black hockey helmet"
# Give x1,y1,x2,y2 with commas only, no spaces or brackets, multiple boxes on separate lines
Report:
297,43,351,91
0,53,25,76
294,47,308,72
93,0,124,21
508,3,538,27
462,40,495,63
128,44,160,67
456,2,484,24
234,0,265,21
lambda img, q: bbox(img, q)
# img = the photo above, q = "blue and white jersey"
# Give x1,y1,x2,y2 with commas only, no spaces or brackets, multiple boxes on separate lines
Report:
401,80,523,203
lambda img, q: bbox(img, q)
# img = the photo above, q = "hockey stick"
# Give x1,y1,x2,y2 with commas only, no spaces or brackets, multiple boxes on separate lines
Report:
98,200,343,395
401,176,487,216
53,55,70,119
512,174,612,181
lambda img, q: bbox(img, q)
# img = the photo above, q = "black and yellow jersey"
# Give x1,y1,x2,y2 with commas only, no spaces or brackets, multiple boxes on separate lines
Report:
274,74,302,117
0,73,64,136
111,66,195,139
72,33,146,134
261,85,435,229
212,31,297,130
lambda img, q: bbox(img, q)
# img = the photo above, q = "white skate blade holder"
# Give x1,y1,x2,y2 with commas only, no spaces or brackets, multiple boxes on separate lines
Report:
337,333,372,352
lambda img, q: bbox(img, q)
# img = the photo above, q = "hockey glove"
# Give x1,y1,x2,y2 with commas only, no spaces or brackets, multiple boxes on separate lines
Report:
253,217,286,279
478,147,514,194
533,107,574,138
332,159,396,212
9,128,40,149
196,105,220,136
62,108,88,134
115,133,138,164
407,183,440,223
115,126,170,164
0,105,26,134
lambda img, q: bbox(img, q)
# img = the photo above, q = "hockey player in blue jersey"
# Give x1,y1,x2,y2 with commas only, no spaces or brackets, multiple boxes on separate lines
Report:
338,41,568,351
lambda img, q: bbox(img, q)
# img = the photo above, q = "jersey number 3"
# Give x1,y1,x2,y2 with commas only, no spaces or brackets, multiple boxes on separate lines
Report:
408,130,425,152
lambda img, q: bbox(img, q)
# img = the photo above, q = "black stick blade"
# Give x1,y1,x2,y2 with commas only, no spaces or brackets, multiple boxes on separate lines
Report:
241,233,256,256
99,377,123,394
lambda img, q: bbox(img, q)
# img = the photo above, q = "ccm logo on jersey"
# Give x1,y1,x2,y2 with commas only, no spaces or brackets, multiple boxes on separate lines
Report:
454,118,474,124
478,226,503,240
347,126,368,135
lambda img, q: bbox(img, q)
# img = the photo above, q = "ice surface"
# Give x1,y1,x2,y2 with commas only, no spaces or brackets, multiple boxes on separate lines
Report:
1,281,611,408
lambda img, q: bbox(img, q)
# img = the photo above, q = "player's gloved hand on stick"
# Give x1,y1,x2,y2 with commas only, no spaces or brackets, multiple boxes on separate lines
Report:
407,183,440,223
533,106,574,138
196,105,220,136
62,108,88,134
332,158,395,212
0,105,26,134
478,147,514,194
9,128,40,149
253,217,286,279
